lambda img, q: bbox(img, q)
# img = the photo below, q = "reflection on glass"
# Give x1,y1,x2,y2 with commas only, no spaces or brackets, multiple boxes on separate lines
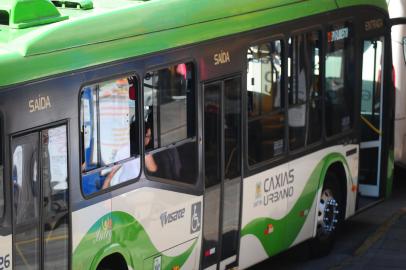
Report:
143,63,194,148
247,40,285,165
202,82,221,268
247,40,283,116
99,78,134,165
42,126,69,269
361,38,384,142
222,77,241,260
325,23,354,136
288,31,322,150
143,63,197,184
81,76,140,195
81,86,98,171
224,78,241,180
12,134,40,270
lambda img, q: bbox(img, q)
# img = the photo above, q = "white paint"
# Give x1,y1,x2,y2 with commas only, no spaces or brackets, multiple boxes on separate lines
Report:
241,162,289,227
0,235,12,270
239,235,268,269
72,199,111,251
204,264,217,270
112,188,202,254
219,255,236,270
239,145,358,268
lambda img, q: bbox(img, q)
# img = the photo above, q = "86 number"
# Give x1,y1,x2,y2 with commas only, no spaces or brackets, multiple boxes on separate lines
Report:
0,254,10,269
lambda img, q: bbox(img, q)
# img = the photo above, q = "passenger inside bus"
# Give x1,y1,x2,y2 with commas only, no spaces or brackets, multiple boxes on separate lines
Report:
102,121,157,189
81,76,140,194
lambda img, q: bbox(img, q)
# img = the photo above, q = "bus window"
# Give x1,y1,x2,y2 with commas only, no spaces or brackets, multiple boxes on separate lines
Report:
361,38,384,141
325,23,355,136
288,31,322,150
80,76,140,196
247,40,285,165
143,62,197,184
42,126,69,268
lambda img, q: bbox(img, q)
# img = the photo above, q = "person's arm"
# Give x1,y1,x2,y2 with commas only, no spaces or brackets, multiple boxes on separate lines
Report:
102,165,121,189
145,154,158,173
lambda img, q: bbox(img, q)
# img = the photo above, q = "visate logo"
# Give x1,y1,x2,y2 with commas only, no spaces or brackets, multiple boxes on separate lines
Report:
160,208,185,227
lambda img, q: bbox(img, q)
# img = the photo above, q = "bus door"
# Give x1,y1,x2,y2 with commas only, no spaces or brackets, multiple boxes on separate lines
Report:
359,36,385,198
11,125,69,270
202,76,242,270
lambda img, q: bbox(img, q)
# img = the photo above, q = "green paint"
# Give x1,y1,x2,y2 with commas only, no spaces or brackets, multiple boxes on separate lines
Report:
386,149,394,198
241,152,350,257
336,0,388,11
0,0,387,87
9,0,68,29
73,211,197,270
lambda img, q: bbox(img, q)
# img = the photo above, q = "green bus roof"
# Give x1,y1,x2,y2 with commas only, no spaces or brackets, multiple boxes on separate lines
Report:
0,0,387,87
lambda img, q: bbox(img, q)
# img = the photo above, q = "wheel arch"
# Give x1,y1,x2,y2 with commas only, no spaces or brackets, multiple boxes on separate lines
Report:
318,153,352,219
96,252,129,270
91,244,132,270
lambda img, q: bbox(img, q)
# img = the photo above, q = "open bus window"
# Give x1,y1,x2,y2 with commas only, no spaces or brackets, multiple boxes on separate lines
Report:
143,62,197,184
325,23,355,136
288,30,322,150
80,76,140,196
247,40,285,165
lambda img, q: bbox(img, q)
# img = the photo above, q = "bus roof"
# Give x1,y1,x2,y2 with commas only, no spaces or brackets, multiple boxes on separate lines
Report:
0,0,387,87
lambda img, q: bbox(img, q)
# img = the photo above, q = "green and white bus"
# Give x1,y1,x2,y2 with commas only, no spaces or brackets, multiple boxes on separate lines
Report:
0,0,399,269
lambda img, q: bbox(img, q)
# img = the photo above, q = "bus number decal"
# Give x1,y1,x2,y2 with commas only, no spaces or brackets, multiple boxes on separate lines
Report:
365,19,383,31
214,50,231,66
327,28,349,43
0,254,10,269
29,95,51,113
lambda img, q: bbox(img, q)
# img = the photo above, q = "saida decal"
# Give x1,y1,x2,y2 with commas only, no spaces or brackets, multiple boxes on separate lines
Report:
213,50,231,65
29,95,51,113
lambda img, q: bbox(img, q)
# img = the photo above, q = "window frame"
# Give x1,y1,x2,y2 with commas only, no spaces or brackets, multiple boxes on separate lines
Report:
10,121,71,270
142,60,199,186
79,72,142,198
324,20,356,139
287,27,324,153
245,36,288,169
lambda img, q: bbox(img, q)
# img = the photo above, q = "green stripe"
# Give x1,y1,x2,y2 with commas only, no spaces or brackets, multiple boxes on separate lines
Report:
241,152,349,256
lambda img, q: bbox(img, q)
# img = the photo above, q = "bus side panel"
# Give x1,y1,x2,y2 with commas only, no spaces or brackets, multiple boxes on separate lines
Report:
0,235,12,270
111,188,202,270
72,188,202,270
392,28,406,166
239,163,289,269
72,199,112,270
390,0,406,167
239,145,358,269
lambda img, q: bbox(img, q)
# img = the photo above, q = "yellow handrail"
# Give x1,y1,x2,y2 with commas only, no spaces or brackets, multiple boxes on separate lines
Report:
360,115,382,136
